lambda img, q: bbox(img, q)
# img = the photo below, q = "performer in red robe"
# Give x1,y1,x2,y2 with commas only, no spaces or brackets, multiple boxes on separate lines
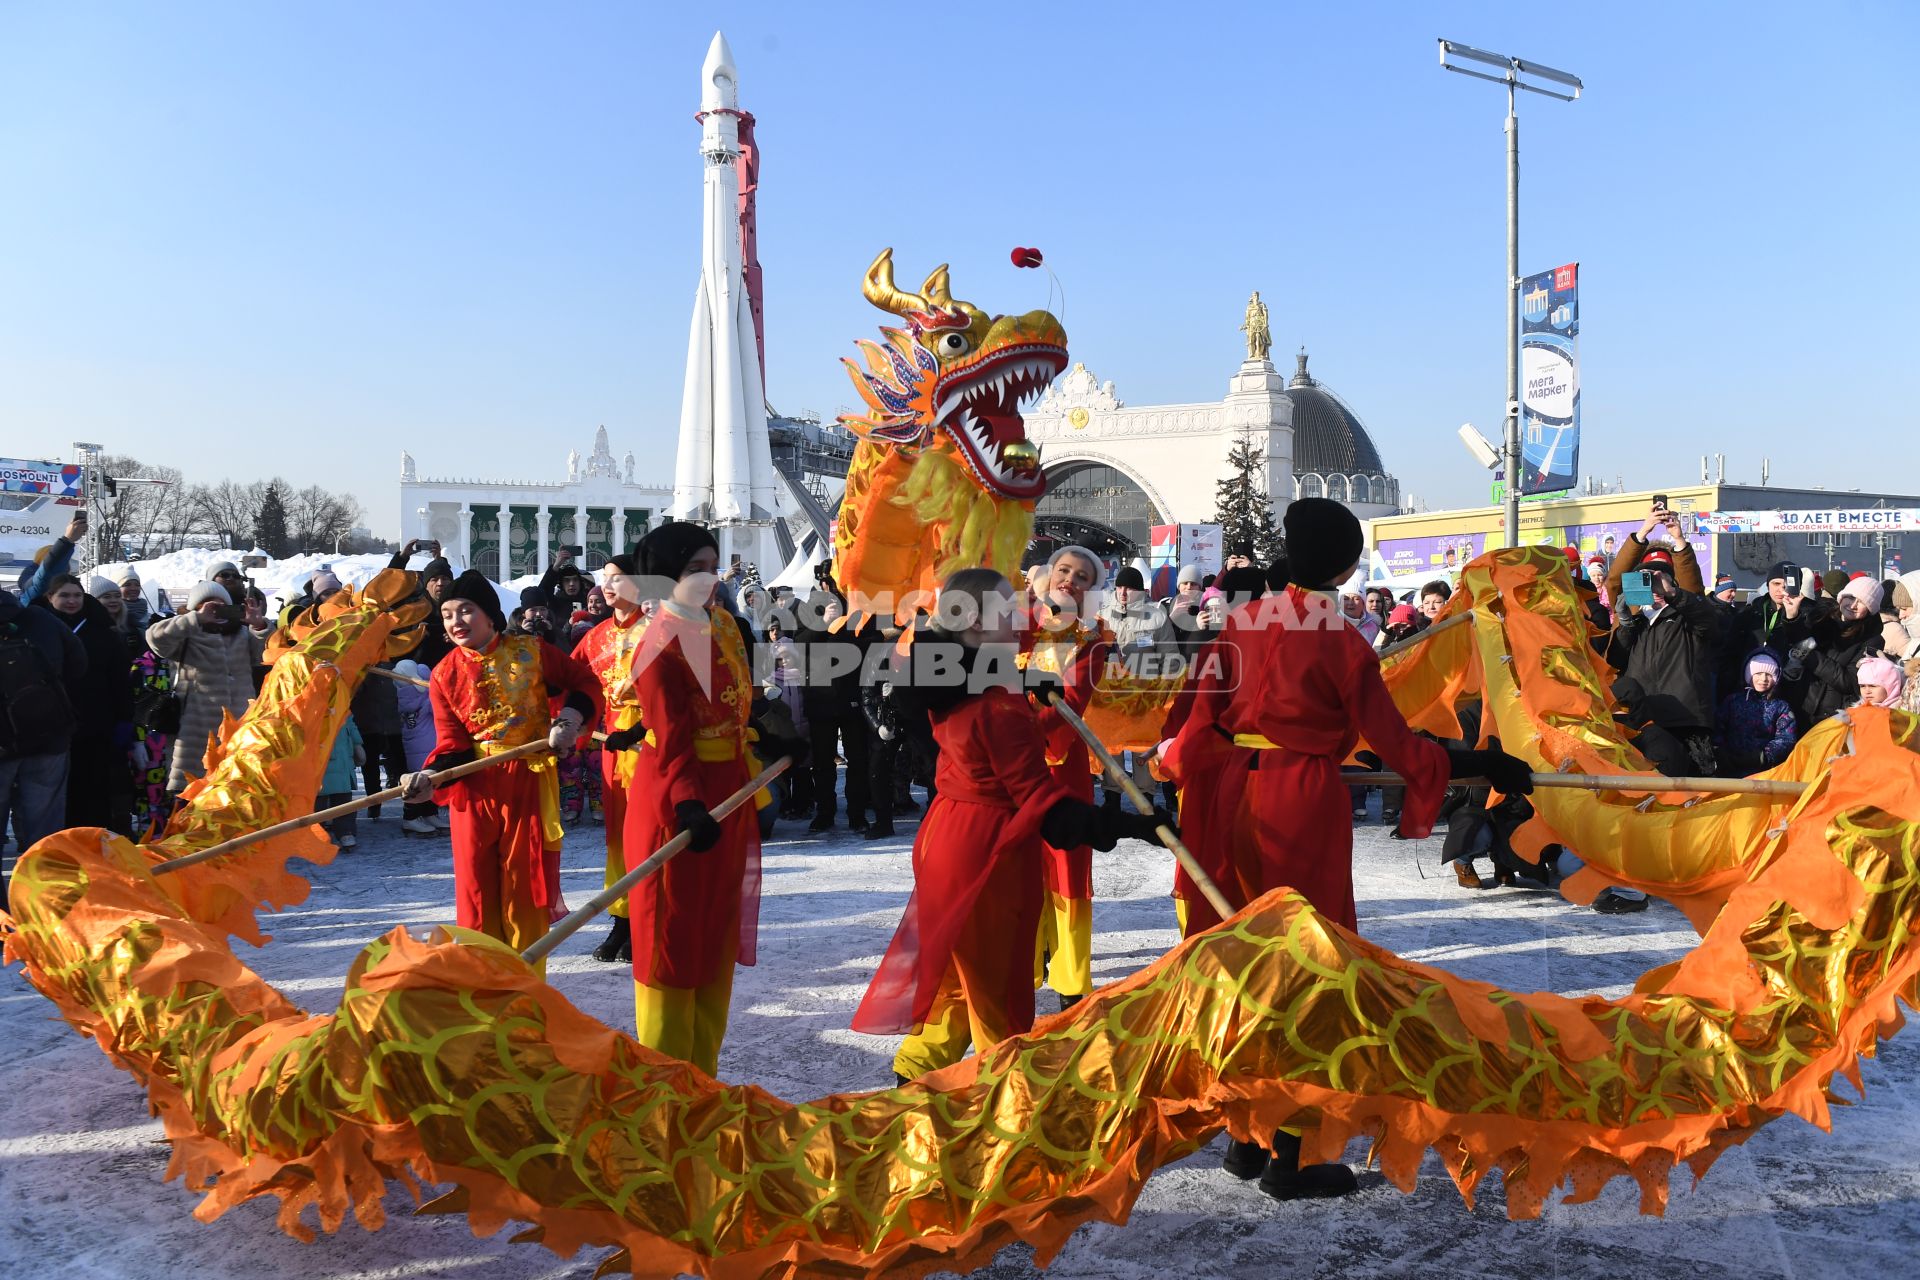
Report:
1163,498,1533,1200
400,571,600,972
571,553,650,963
854,569,1165,1083
1018,545,1112,1010
621,522,762,1078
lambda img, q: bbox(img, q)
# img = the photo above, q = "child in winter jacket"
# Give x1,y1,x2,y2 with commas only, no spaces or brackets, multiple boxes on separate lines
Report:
317,715,365,848
1713,649,1799,775
392,659,444,835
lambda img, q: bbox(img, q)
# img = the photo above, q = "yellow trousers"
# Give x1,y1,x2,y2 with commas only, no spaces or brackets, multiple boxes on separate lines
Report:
633,961,736,1077
1033,889,1092,997
1175,896,1189,937
893,959,1016,1081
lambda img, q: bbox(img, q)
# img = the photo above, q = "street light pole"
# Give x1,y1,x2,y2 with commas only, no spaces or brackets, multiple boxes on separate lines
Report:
1438,39,1581,550
1505,83,1519,551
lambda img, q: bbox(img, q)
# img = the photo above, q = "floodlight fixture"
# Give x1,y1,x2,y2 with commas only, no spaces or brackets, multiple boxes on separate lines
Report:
1438,39,1582,102
1457,424,1501,471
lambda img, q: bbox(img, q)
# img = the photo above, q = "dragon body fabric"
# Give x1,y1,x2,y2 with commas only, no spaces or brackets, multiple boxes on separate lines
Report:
833,250,1066,615
7,474,1920,1268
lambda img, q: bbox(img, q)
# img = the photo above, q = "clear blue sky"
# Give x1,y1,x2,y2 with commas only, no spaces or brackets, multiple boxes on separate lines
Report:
2,2,1912,536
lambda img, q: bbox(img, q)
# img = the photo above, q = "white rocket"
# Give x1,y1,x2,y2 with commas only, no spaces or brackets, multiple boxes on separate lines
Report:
672,31,779,525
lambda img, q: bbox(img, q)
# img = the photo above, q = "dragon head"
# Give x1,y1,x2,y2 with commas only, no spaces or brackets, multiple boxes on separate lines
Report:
840,249,1066,500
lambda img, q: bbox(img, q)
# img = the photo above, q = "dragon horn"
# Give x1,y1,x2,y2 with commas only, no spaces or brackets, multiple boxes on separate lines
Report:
920,264,954,307
862,248,928,316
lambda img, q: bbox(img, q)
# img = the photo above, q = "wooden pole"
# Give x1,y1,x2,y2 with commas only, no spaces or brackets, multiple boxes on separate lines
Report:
1044,695,1236,921
1339,769,1808,798
365,665,430,689
151,740,554,874
1376,608,1475,661
521,756,792,965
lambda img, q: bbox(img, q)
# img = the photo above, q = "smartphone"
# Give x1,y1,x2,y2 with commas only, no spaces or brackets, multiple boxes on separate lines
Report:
1784,578,1801,599
218,603,248,623
1651,493,1669,512
1619,570,1657,609
561,544,584,557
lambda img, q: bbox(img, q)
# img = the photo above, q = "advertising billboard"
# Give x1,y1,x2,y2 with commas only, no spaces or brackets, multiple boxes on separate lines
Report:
0,457,85,567
1520,262,1580,496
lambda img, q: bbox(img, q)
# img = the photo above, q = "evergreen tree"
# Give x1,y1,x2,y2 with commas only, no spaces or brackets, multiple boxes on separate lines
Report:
1211,428,1286,566
253,482,292,558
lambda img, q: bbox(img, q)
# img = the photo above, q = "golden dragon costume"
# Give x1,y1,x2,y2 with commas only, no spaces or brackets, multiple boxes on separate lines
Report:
4,381,1918,1274
833,249,1066,616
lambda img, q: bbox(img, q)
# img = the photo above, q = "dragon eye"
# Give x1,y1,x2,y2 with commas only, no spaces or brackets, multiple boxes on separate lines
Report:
937,332,970,356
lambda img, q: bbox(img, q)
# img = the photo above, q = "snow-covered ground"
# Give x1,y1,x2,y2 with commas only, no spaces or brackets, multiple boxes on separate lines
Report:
5,787,1917,1279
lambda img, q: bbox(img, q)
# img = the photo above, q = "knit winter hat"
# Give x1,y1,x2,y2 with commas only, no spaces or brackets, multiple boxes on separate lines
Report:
1639,547,1676,574
1388,604,1418,627
1113,566,1145,591
392,659,426,682
1856,656,1904,706
117,569,142,586
1746,652,1780,686
1177,563,1203,587
420,556,454,584
1838,577,1884,613
86,575,119,597
1281,497,1362,590
205,560,240,579
1893,573,1919,611
635,521,719,587
1822,569,1851,596
441,570,507,631
188,581,232,609
1767,560,1797,584
310,569,343,598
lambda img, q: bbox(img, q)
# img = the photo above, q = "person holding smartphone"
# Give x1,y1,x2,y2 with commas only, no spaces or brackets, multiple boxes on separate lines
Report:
144,572,274,797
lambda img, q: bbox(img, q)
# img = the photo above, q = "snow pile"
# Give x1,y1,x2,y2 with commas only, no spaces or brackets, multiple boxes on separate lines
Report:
97,548,531,615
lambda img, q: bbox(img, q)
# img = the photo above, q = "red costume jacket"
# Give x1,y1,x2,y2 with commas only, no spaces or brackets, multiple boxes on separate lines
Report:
1019,611,1111,900
623,602,761,988
574,609,649,796
424,634,600,925
1165,586,1449,934
854,683,1072,1035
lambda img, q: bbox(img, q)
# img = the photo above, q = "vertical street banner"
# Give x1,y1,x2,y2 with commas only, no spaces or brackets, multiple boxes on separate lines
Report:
1520,262,1579,496
0,457,86,566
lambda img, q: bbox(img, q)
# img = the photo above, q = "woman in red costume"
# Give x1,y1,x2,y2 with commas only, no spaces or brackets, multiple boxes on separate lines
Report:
571,553,650,964
1020,545,1112,1010
1162,498,1533,1200
621,522,761,1077
399,570,600,971
855,568,1165,1085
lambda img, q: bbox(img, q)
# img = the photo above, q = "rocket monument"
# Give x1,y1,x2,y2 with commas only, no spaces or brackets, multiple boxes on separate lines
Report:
671,31,783,569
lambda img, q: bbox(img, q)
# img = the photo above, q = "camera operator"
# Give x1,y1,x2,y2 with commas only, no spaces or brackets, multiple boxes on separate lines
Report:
1604,502,1719,777
146,567,273,798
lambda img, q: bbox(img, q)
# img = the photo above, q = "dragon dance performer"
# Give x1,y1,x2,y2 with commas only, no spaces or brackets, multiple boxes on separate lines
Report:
1019,544,1113,1010
854,569,1165,1083
1162,499,1534,1200
622,522,762,1077
571,553,651,964
400,570,600,972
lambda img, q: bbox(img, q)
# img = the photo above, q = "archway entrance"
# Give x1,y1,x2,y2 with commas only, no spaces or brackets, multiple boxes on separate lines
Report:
1027,515,1133,571
1032,461,1165,566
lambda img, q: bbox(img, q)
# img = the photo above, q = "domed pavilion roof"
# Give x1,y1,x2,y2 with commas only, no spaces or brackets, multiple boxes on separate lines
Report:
1285,348,1384,475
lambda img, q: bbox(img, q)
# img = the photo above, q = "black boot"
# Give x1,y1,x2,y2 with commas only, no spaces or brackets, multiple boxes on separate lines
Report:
1257,1130,1358,1200
591,916,631,963
894,1072,912,1088
809,810,834,832
863,819,896,840
1222,1139,1269,1180
1057,991,1084,1014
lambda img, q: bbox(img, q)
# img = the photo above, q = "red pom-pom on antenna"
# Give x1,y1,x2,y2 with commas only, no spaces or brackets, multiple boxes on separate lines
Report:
1010,246,1044,268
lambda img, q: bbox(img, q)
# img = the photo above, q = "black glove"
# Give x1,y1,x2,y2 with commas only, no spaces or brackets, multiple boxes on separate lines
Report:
602,726,645,752
1445,736,1535,795
673,800,722,853
1026,671,1065,707
1042,797,1177,851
